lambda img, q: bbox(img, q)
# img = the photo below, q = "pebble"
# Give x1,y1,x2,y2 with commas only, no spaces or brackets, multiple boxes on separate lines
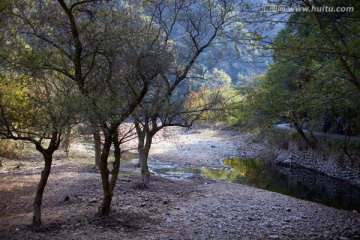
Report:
268,235,280,239
5,129,360,240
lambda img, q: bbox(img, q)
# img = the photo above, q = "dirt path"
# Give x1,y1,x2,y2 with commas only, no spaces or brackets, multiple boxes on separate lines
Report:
276,123,360,141
0,127,359,239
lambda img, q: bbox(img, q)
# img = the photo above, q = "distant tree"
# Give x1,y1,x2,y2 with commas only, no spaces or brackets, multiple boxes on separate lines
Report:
205,68,232,90
245,0,360,147
132,79,219,184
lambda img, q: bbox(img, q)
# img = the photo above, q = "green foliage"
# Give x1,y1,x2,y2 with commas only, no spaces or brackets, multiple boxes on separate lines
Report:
206,68,232,91
243,4,360,138
0,74,33,129
185,86,243,124
0,71,79,145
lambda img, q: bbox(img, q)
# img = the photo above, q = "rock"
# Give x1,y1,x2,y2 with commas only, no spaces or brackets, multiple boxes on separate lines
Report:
281,225,291,230
89,198,97,203
268,235,280,239
282,219,290,223
261,221,271,228
73,231,84,236
64,195,70,202
140,202,146,207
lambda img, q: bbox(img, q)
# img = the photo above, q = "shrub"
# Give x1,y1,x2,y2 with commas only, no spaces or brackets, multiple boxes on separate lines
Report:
0,139,22,159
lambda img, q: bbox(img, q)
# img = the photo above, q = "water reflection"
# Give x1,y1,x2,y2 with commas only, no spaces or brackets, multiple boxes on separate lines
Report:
119,151,139,167
150,157,360,211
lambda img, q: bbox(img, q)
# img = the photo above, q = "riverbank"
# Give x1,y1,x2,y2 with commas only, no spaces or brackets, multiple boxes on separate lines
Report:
0,126,359,239
148,126,360,187
149,126,256,167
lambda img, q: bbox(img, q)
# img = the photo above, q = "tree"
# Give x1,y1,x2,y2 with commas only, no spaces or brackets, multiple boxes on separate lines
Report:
132,77,219,184
300,0,360,92
10,0,172,215
0,72,78,227
244,0,360,147
131,0,258,184
7,0,263,218
0,1,81,227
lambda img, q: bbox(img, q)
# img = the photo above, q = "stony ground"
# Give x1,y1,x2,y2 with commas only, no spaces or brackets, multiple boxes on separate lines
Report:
0,127,359,239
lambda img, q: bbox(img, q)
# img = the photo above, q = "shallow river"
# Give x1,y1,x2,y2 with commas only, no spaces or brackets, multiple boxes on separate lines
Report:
121,152,360,211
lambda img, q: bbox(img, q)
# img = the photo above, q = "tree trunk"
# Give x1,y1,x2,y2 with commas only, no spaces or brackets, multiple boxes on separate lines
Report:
110,131,120,192
61,127,72,158
139,147,150,184
134,118,145,168
99,134,112,216
292,121,317,149
308,130,318,147
134,119,155,184
135,124,151,184
93,130,102,169
140,136,152,184
288,111,317,149
137,133,146,180
32,153,53,227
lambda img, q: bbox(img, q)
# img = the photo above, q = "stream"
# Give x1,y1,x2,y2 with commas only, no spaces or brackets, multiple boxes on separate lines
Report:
121,152,360,211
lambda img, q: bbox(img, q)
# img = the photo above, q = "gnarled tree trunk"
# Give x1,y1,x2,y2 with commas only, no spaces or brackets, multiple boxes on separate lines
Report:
98,126,122,215
99,133,113,215
32,132,61,228
134,119,153,184
32,152,52,227
139,135,152,184
292,121,317,149
289,112,317,149
93,130,102,169
110,130,121,192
